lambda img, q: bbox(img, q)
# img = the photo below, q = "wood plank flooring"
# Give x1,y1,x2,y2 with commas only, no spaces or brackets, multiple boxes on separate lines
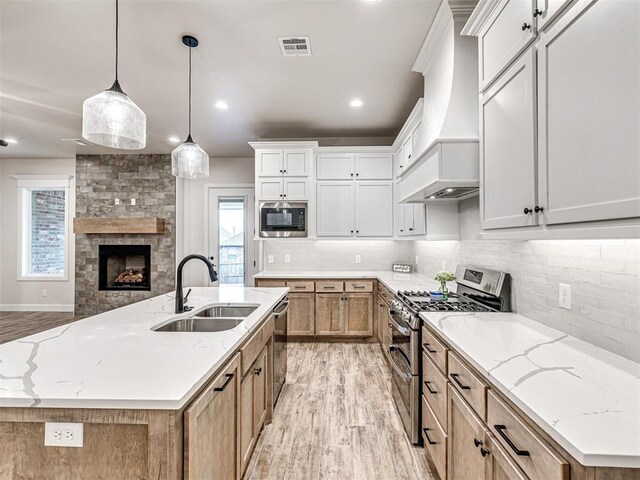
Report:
0,311,80,345
244,342,434,480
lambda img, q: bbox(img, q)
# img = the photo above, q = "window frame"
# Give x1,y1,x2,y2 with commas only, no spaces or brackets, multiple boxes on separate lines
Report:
14,175,72,282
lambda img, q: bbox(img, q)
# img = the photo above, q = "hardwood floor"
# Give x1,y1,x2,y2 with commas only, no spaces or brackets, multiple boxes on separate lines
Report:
244,342,434,480
0,311,80,345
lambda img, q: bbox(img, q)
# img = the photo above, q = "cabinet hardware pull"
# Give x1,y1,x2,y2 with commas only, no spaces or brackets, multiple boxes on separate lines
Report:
283,170,287,173
356,230,359,234
388,323,394,328
474,438,483,448
423,342,437,354
351,230,354,234
354,285,365,289
534,205,544,213
522,22,531,31
409,228,414,231
523,207,532,214
400,229,404,232
356,173,359,177
254,367,262,376
351,173,354,177
480,447,491,457
423,428,437,445
213,373,234,392
450,373,471,390
408,154,412,159
325,286,336,289
294,285,306,289
379,303,384,307
279,169,283,173
494,424,530,456
533,8,543,17
424,381,438,395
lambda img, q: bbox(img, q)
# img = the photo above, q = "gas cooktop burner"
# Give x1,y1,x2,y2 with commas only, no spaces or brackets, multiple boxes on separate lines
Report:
397,290,494,313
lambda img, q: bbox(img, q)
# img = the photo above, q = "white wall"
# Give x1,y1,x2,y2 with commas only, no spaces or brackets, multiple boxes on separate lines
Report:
0,158,76,311
414,197,640,363
177,157,255,286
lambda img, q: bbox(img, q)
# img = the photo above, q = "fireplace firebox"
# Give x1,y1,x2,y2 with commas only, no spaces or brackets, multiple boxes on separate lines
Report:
98,245,151,291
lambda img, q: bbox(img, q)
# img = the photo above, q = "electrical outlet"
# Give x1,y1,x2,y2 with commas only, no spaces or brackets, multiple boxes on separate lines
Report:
42,289,48,297
130,198,136,206
559,283,571,310
355,255,361,264
267,255,274,264
284,255,290,264
415,255,419,265
114,198,120,206
44,422,83,448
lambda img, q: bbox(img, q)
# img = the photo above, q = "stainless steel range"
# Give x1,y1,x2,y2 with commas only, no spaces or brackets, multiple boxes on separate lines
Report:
388,265,511,445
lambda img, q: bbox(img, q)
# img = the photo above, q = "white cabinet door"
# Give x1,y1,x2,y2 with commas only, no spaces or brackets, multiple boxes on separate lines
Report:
316,182,354,237
355,182,393,237
478,0,536,90
355,154,393,180
316,154,354,180
537,0,640,225
283,150,309,176
257,150,284,176
412,204,426,236
480,48,538,229
535,0,573,30
398,204,412,236
401,135,413,172
283,178,308,201
395,147,404,178
258,178,283,200
411,120,423,158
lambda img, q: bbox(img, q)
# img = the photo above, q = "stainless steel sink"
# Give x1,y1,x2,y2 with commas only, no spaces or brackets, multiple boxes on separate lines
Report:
152,304,259,332
153,317,244,332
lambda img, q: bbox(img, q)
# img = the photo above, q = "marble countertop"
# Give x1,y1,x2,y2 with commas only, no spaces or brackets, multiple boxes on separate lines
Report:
0,286,288,410
254,270,441,293
421,311,640,468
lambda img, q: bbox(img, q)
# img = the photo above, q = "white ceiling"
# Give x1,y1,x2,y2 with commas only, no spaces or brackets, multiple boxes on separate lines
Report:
0,0,441,159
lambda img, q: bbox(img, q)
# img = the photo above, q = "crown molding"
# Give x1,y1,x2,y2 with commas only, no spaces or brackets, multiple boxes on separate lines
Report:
248,141,319,150
412,1,453,74
461,0,503,36
449,0,479,22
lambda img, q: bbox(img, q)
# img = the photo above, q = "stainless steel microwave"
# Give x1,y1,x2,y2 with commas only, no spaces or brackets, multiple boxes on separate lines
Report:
259,202,307,238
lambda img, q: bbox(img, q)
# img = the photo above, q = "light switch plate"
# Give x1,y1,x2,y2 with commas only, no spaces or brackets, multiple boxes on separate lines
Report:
284,255,290,264
130,198,136,206
559,283,571,310
45,422,83,448
114,198,120,205
267,255,274,264
355,255,361,264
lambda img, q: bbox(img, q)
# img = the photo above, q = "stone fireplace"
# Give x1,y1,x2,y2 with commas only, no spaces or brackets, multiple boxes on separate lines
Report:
74,154,176,316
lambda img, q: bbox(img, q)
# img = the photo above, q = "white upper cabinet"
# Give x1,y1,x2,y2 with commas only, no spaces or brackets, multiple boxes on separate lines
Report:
478,0,536,91
355,154,393,180
401,136,414,172
257,150,285,177
316,153,354,180
257,178,284,200
316,182,354,237
283,150,309,176
537,0,640,225
481,48,538,229
534,0,573,30
355,182,393,237
283,178,309,201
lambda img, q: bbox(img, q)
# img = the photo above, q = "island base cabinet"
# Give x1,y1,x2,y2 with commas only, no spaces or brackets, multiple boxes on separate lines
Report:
184,353,241,480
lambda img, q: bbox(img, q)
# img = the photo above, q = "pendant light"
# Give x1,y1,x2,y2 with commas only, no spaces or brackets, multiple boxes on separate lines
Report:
171,35,209,178
82,0,146,150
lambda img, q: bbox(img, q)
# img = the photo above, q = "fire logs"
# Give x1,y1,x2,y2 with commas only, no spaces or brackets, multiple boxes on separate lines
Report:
114,269,146,284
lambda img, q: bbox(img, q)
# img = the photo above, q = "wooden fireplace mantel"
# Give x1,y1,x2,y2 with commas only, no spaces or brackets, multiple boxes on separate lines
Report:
73,217,165,234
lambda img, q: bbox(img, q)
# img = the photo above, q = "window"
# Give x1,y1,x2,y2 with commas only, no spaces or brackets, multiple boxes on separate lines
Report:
15,175,71,281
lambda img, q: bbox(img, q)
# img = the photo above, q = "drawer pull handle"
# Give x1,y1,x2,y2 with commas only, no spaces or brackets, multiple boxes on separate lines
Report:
450,373,471,390
294,285,306,289
353,285,365,289
474,438,483,448
494,424,530,457
254,367,263,376
423,342,437,354
213,373,234,392
521,22,531,31
424,381,438,395
324,286,336,289
533,8,543,17
423,428,437,445
480,447,491,457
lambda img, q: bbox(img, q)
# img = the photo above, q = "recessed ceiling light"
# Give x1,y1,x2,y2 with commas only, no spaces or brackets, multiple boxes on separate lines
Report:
446,188,455,193
350,99,364,108
168,136,181,144
214,101,229,110
5,138,17,144
430,195,436,199
361,0,381,4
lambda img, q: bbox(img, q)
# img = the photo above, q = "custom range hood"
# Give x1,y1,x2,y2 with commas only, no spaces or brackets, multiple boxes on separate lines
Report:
398,0,480,203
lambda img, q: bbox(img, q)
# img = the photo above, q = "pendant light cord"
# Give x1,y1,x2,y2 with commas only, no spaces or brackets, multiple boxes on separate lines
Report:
115,0,119,82
188,46,192,136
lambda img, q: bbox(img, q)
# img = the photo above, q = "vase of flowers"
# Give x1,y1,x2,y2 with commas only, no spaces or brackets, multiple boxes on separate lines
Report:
434,271,456,300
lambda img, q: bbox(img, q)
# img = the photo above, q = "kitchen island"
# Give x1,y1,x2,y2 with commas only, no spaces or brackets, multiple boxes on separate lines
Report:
0,286,288,480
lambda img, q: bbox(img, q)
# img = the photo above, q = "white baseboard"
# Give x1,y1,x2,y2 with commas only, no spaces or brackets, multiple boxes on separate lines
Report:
0,304,74,313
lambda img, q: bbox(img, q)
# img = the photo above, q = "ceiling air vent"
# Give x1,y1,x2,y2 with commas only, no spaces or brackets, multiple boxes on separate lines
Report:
278,36,312,57
61,138,90,146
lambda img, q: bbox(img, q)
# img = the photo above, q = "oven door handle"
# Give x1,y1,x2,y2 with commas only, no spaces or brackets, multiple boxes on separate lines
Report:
388,345,412,380
273,299,290,317
388,311,412,336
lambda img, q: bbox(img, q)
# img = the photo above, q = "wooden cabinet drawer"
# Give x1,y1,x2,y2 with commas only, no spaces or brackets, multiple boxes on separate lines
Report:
448,351,488,420
286,280,315,292
422,351,448,430
422,395,447,480
240,316,274,376
316,281,344,293
345,280,373,293
487,390,569,480
255,279,286,287
422,326,448,374
485,434,529,480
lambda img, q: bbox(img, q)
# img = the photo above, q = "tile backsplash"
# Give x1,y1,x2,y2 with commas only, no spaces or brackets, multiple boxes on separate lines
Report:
414,198,640,363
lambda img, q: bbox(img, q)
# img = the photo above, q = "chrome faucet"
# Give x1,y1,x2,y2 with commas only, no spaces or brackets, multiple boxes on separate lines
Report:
175,254,218,313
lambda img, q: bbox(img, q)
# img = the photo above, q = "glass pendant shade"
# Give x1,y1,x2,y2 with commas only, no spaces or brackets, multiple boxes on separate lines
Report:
171,137,210,178
82,85,146,150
